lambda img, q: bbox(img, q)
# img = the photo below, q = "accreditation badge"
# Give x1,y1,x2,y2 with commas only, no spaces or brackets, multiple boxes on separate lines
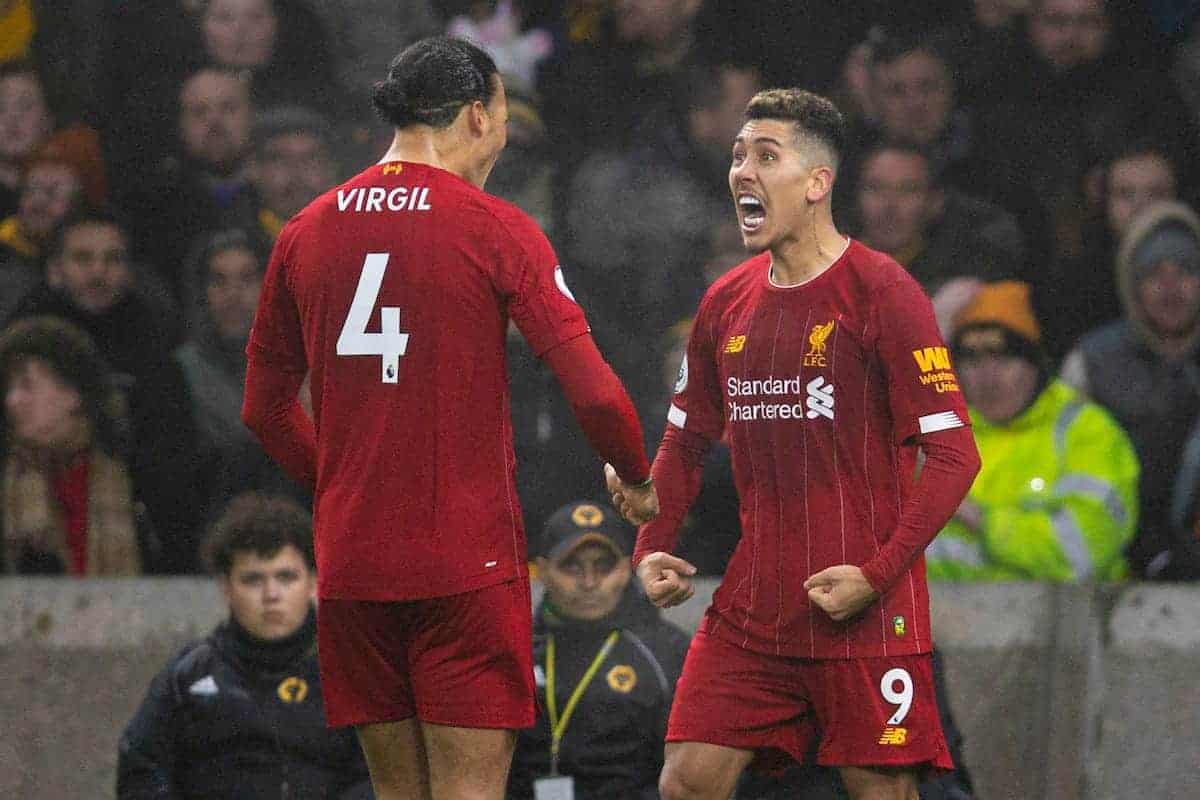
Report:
534,775,576,800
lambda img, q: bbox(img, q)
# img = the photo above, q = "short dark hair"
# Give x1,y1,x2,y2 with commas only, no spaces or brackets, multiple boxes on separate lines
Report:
203,493,315,576
372,36,499,129
0,316,124,453
0,60,41,85
1104,137,1179,178
45,206,130,264
869,27,959,80
858,140,939,187
253,105,334,155
744,88,846,164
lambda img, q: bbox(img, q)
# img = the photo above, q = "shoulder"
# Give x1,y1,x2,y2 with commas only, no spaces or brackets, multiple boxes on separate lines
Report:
1078,320,1135,357
843,241,923,301
1049,382,1130,442
162,636,218,689
702,254,768,308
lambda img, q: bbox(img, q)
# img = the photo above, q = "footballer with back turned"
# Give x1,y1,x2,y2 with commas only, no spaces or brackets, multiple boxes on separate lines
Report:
608,89,981,800
243,37,658,800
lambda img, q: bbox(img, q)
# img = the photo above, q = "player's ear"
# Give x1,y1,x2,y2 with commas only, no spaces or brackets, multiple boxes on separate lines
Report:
467,99,489,137
806,165,835,204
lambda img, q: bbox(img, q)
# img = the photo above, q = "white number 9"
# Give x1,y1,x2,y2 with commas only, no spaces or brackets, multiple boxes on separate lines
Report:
880,668,913,725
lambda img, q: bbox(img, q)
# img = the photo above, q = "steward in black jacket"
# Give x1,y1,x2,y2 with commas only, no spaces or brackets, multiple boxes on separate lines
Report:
508,578,691,799
117,608,371,799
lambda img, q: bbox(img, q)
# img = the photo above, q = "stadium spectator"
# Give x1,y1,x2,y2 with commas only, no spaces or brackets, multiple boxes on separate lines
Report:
508,500,689,799
565,62,761,412
972,0,1196,265
117,493,373,799
0,316,150,576
11,208,200,573
0,131,103,323
317,0,439,101
1038,140,1181,357
1169,420,1200,581
927,281,1138,582
0,61,53,218
0,125,107,273
200,0,344,113
176,228,304,527
122,67,254,296
446,1,554,94
538,0,708,183
228,106,339,249
0,2,98,123
1062,202,1200,579
852,143,1019,335
855,143,1021,286
839,27,1047,268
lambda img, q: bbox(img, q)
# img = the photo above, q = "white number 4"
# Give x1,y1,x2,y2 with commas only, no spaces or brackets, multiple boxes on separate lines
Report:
880,668,913,725
337,253,409,384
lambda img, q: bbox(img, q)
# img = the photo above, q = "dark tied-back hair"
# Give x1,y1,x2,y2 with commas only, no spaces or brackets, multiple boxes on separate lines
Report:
204,493,316,576
372,36,499,130
745,89,846,164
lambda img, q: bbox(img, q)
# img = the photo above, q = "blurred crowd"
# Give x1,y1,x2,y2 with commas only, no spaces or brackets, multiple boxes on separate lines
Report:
2,0,1200,586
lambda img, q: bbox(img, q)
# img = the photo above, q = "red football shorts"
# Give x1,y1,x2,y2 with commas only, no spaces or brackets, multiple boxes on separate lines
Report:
317,578,536,729
667,624,953,774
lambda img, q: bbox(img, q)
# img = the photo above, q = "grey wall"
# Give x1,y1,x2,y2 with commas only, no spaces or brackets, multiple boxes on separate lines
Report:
4,579,1198,799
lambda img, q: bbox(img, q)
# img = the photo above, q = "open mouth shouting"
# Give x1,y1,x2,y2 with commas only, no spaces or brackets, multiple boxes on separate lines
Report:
738,193,766,234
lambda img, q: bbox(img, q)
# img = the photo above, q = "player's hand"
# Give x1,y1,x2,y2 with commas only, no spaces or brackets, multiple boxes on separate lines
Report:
604,463,660,525
804,565,879,622
636,551,698,608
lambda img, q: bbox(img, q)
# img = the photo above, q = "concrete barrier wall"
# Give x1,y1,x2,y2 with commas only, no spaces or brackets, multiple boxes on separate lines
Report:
3,579,1198,799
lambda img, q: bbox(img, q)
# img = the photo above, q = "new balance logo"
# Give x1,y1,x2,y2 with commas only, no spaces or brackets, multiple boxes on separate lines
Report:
805,377,834,420
724,335,747,354
189,676,219,696
878,727,908,745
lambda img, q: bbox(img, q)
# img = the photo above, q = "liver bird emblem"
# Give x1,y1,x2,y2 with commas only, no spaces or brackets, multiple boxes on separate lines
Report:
808,320,835,355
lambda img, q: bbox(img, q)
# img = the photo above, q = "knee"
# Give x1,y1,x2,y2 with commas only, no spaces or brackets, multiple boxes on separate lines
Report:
659,761,713,800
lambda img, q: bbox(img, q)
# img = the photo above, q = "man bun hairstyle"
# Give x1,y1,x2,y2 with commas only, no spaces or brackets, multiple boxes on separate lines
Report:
745,88,846,165
372,36,499,130
203,493,316,576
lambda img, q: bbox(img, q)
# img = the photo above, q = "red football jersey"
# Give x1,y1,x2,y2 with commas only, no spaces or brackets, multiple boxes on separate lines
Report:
669,240,969,659
248,162,590,601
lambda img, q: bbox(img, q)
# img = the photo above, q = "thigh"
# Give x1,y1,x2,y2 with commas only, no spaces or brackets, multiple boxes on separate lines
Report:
807,653,953,774
409,578,536,729
317,598,416,728
662,740,755,800
667,625,817,771
838,765,918,800
356,718,431,800
422,721,516,800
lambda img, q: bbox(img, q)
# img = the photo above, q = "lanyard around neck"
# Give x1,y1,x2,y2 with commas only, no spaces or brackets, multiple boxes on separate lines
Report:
545,630,619,776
